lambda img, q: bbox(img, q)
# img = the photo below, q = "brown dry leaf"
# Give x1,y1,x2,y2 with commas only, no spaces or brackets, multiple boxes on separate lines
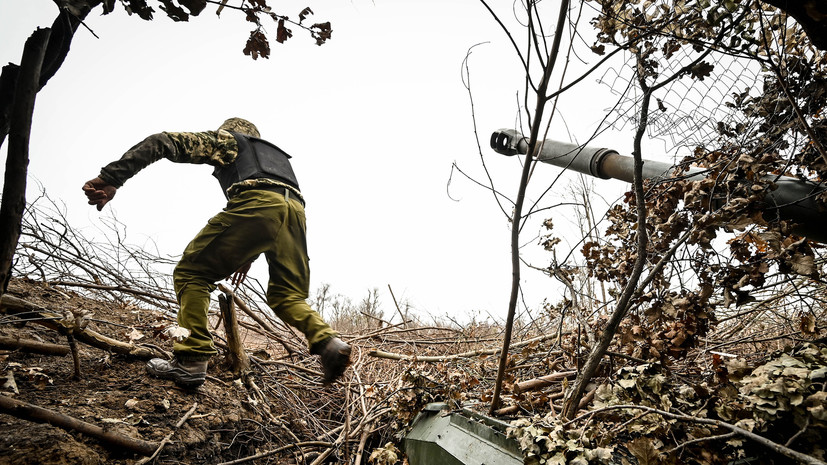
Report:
276,18,293,43
298,6,313,22
800,314,816,336
127,327,145,343
789,253,816,276
368,442,400,465
2,370,18,394
244,30,271,59
670,330,687,347
24,367,53,390
627,437,660,465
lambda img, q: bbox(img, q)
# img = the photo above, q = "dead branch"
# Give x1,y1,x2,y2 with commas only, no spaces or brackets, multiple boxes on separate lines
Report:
369,334,563,362
668,432,737,454
353,420,373,465
0,294,163,359
0,334,69,355
368,348,486,362
214,441,334,465
387,284,406,328
493,405,521,416
49,280,176,304
513,370,576,394
309,424,349,465
346,321,407,344
15,194,177,311
254,357,323,378
0,394,158,456
578,386,596,410
349,325,466,337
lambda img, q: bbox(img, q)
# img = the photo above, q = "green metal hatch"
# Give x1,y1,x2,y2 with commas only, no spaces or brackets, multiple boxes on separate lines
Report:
404,403,524,465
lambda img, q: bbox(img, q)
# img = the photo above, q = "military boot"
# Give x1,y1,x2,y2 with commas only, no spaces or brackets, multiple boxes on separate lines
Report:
146,357,207,388
312,337,351,385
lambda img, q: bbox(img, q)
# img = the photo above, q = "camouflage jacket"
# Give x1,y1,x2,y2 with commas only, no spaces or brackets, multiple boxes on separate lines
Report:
98,130,303,201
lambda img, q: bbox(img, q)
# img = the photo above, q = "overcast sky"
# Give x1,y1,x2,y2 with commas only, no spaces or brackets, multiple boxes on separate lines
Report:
2,0,645,323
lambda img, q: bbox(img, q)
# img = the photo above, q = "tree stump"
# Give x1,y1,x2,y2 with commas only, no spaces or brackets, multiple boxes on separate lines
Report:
218,291,250,376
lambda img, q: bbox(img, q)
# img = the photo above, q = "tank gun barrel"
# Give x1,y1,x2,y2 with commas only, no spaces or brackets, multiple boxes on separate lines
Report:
490,128,827,244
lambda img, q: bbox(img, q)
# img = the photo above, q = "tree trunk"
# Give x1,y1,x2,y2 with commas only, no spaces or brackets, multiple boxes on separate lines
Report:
0,28,51,293
0,3,100,293
0,64,19,150
488,0,570,416
0,6,97,147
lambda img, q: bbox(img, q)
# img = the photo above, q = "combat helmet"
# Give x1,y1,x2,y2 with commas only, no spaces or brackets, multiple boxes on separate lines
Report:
218,117,260,138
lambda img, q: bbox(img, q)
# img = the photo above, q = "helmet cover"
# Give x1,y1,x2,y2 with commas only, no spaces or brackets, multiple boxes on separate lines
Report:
218,117,260,138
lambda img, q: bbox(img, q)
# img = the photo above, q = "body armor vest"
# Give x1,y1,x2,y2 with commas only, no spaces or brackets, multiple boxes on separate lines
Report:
212,132,300,197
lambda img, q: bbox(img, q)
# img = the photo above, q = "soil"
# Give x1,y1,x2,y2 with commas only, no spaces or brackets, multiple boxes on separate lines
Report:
0,278,311,465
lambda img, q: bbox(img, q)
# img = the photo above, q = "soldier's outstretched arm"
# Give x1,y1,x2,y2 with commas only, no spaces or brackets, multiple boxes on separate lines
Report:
84,129,234,212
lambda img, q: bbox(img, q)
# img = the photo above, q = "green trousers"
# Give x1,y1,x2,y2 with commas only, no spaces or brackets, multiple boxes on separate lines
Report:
171,189,336,359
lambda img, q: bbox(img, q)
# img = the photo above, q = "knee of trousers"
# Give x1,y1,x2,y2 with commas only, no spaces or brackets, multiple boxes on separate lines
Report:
173,260,214,292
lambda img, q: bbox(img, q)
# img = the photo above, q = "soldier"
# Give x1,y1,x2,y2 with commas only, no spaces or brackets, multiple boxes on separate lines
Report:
82,117,351,388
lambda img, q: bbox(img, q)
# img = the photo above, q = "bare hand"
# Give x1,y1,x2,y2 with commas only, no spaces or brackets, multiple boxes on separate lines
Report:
231,260,253,289
82,177,117,211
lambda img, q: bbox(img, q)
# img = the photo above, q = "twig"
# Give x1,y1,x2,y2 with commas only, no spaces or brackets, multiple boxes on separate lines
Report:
387,284,407,328
255,357,323,378
369,335,563,362
135,402,199,465
48,280,176,304
344,377,352,464
66,333,80,379
667,432,737,454
346,321,407,344
215,441,334,465
353,420,373,465
308,430,345,465
785,417,811,448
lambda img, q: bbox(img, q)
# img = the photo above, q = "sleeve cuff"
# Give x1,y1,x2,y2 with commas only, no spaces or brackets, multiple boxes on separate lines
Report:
98,170,123,188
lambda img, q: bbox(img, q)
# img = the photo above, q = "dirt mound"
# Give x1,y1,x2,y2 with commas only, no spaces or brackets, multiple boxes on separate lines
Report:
0,278,301,465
